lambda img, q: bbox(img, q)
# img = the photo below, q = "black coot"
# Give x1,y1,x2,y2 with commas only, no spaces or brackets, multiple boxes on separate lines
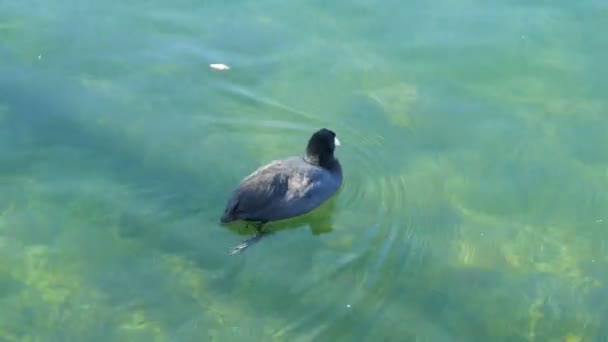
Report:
220,128,343,254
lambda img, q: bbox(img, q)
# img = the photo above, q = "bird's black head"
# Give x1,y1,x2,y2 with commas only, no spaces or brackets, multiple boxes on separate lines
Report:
304,128,341,168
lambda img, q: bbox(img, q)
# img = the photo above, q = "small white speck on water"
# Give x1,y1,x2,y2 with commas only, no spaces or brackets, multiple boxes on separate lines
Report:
521,35,527,39
596,219,604,223
346,304,351,308
210,63,230,70
38,55,42,60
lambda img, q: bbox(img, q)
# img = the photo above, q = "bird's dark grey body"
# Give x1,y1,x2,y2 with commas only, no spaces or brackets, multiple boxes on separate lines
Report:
221,156,342,223
220,128,342,254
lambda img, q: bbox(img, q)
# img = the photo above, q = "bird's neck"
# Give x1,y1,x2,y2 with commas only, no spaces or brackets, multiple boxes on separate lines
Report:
304,153,340,172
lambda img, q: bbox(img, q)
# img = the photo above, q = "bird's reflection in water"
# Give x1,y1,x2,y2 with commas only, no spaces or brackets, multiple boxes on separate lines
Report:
222,196,339,255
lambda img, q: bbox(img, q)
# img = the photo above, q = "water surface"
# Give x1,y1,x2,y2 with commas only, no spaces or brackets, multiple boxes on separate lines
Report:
1,0,607,340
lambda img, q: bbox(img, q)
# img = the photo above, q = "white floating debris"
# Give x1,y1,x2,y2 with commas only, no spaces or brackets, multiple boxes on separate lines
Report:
346,304,351,308
38,55,42,60
210,63,230,71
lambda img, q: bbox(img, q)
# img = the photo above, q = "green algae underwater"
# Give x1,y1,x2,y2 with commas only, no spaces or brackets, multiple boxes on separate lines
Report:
1,0,608,341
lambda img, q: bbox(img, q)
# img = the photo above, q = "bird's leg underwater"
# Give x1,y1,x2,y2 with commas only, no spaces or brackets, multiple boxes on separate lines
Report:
254,221,270,233
229,221,272,255
243,221,270,233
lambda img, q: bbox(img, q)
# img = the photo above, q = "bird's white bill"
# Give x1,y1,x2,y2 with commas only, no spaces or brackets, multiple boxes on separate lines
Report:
334,137,341,146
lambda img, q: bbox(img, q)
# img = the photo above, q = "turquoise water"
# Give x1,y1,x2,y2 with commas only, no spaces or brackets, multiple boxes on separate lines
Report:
1,0,607,340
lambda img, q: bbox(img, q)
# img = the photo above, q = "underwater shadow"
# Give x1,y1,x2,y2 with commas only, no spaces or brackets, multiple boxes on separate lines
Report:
0,69,263,266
